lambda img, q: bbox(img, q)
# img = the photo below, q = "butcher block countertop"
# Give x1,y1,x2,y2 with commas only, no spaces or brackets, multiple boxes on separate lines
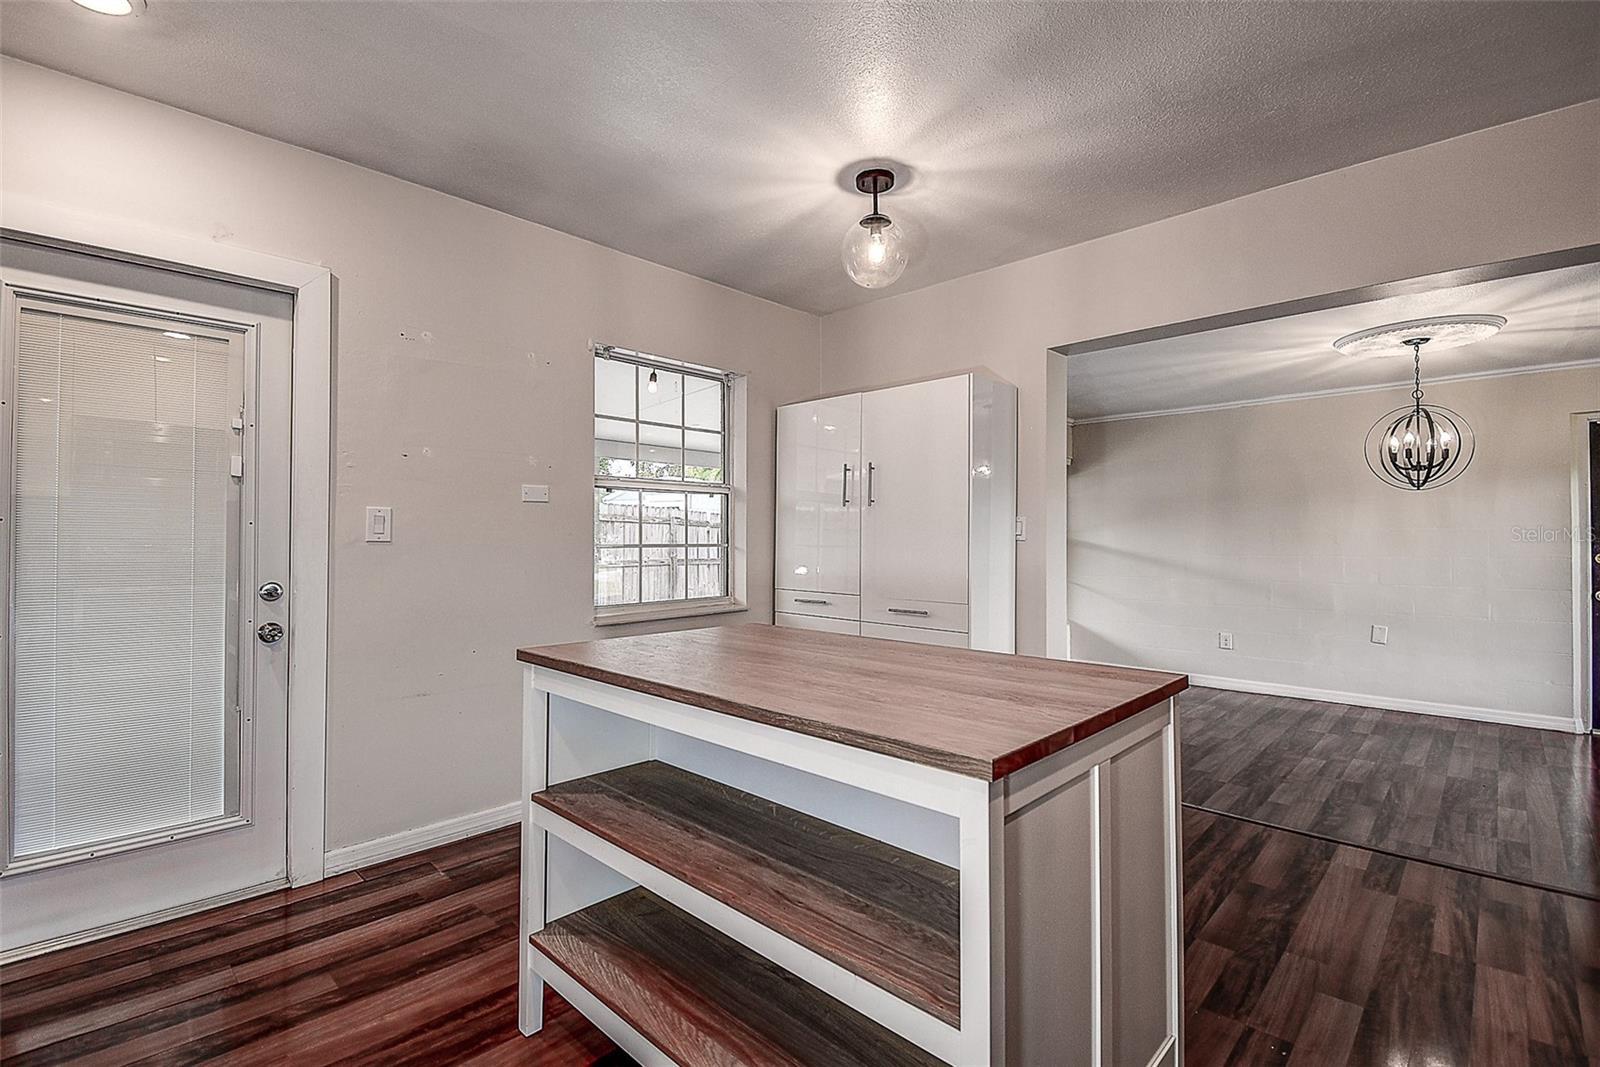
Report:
517,624,1187,780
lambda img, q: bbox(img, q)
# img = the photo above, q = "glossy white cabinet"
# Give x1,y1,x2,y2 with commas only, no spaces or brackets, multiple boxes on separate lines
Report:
776,394,861,595
775,372,1017,652
861,377,970,609
860,621,970,647
774,611,860,635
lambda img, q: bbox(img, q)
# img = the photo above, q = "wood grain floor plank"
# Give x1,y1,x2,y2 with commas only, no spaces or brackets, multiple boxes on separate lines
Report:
1183,687,1599,899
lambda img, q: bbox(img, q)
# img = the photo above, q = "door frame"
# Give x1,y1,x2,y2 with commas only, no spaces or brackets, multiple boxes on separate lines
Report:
2,194,333,886
1573,410,1600,733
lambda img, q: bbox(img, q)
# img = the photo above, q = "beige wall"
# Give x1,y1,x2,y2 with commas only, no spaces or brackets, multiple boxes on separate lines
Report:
817,100,1600,658
0,59,820,851
1066,368,1596,728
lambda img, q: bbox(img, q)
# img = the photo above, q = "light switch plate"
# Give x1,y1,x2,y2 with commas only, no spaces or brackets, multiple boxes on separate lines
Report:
521,484,550,503
365,506,392,543
1014,516,1027,541
1371,624,1389,645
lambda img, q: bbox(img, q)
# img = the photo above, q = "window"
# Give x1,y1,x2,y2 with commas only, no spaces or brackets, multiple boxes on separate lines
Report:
594,346,731,612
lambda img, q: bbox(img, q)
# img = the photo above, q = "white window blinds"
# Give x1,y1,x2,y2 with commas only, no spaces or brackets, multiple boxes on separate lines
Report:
9,305,242,860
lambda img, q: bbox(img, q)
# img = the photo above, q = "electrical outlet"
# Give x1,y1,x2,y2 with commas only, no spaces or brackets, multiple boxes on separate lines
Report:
1218,631,1234,651
1371,624,1389,645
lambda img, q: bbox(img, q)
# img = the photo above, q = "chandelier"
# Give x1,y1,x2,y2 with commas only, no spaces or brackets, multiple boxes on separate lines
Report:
1333,315,1503,492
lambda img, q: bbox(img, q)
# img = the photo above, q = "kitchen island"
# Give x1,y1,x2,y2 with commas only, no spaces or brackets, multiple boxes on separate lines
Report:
516,625,1187,1066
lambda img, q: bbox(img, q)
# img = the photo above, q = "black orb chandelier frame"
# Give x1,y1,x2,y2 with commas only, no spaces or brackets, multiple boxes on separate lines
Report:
1362,336,1475,491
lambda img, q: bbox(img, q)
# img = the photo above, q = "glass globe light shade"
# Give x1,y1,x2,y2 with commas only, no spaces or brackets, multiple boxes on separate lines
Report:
842,215,907,289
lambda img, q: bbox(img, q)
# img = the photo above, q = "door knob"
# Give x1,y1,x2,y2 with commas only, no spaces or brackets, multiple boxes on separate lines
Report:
258,581,284,602
257,622,285,644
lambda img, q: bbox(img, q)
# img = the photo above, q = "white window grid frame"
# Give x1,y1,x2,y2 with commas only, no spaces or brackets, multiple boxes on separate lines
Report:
593,344,733,611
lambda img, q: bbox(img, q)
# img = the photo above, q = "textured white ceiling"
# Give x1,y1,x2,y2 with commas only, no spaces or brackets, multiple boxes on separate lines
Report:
2,2,1596,314
1065,262,1600,421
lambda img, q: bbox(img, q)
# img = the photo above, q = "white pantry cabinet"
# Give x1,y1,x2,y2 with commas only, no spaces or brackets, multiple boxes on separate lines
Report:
775,371,1017,652
775,393,862,596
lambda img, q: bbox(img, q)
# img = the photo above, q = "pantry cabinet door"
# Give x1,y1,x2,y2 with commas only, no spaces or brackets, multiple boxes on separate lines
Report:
861,376,969,610
775,394,861,595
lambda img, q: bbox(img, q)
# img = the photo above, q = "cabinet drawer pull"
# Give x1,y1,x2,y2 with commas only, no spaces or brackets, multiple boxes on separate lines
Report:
794,598,831,605
842,463,851,507
886,607,931,617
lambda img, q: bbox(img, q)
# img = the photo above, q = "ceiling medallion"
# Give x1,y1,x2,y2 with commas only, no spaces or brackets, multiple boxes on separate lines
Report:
1344,312,1508,491
842,168,907,290
1332,314,1505,357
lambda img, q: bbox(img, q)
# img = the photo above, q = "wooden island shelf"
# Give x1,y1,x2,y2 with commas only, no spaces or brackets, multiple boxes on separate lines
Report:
531,889,945,1067
516,625,1188,1066
533,760,961,1025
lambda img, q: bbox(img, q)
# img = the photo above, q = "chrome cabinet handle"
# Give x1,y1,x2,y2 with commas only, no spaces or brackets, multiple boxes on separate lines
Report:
886,607,930,617
866,462,876,506
257,622,285,644
794,598,830,605
842,463,851,507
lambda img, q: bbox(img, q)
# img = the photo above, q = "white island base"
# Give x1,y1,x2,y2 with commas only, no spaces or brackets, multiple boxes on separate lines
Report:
515,628,1185,1067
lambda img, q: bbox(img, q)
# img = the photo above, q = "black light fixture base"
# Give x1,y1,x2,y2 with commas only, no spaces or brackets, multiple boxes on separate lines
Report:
854,168,896,196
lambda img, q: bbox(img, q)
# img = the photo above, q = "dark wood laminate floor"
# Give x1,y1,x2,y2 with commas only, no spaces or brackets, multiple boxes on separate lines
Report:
8,814,1598,1065
0,827,628,1067
1182,686,1600,900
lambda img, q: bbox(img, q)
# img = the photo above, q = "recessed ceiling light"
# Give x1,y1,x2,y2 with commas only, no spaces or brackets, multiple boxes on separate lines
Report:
162,330,192,340
1332,315,1506,357
72,0,136,14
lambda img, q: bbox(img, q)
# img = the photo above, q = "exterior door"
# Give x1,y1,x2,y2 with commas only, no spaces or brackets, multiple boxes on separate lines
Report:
0,240,294,957
860,377,970,610
776,394,862,595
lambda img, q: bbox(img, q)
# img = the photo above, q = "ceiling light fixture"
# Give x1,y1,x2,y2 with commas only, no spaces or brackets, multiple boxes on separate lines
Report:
1348,315,1504,490
71,0,138,15
842,168,907,290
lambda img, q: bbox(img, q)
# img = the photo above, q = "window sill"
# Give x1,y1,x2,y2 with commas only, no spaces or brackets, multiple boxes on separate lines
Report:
593,599,747,628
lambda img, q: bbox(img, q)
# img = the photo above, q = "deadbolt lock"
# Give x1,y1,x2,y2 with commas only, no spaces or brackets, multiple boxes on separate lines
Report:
258,581,284,602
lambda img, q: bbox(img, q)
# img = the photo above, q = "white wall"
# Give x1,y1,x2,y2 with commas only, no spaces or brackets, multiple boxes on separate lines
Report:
816,100,1600,658
1065,368,1596,729
0,59,820,852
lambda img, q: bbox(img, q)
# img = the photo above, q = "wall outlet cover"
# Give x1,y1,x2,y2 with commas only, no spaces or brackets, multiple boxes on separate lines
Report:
521,484,550,503
1218,631,1234,651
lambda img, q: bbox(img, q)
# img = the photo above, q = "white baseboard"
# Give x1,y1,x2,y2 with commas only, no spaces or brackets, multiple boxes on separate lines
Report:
324,801,521,876
1187,674,1579,734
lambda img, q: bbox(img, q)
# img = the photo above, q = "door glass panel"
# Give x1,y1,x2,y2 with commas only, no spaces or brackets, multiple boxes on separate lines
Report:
9,306,243,859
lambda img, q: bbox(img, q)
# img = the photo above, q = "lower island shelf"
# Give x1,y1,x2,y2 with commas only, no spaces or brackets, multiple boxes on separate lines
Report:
530,887,945,1067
